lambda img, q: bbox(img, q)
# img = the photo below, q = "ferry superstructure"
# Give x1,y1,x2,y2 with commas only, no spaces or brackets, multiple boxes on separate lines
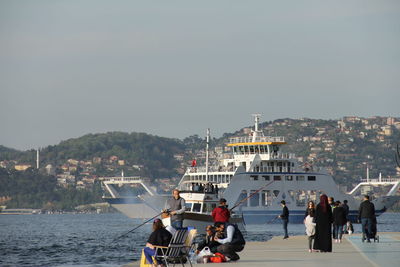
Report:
102,115,400,224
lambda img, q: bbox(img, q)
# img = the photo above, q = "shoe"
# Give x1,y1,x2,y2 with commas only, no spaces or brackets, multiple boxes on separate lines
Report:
339,239,342,243
308,249,312,253
283,236,289,239
367,240,371,243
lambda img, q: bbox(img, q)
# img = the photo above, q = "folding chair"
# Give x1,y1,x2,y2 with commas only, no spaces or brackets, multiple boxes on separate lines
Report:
155,229,192,267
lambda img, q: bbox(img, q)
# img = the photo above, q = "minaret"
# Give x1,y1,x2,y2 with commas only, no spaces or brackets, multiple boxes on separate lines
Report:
36,148,40,169
205,128,210,181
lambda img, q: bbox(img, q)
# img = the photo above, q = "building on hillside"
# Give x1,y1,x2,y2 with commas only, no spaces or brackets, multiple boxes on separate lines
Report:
67,159,79,165
93,157,102,164
14,164,31,171
45,164,56,175
387,117,395,125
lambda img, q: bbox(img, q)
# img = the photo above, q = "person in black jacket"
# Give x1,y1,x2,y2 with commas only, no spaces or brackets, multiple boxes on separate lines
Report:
358,195,375,242
313,194,333,252
278,200,289,239
214,222,246,261
144,219,172,267
332,201,347,243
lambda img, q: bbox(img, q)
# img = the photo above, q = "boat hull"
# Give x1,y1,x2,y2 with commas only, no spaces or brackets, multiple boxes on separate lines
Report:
162,212,245,234
104,197,159,219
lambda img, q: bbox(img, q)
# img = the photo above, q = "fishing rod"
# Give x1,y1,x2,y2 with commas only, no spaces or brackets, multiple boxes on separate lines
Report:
266,216,279,224
229,180,275,211
111,211,164,242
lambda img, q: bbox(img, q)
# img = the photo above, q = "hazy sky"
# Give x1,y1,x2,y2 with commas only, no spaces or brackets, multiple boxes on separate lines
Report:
1,1,399,150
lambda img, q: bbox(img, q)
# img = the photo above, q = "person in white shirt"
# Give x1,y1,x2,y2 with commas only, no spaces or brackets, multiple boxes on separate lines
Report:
304,210,317,252
213,222,245,261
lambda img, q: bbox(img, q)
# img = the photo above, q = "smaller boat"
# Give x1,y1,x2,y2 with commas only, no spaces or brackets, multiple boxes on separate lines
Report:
161,188,245,234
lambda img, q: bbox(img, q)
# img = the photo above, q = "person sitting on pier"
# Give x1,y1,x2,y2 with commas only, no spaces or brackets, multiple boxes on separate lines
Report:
143,219,172,267
214,222,246,261
195,225,220,254
212,198,231,223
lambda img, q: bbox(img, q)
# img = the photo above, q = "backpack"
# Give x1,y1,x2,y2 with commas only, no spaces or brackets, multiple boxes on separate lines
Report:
209,252,227,263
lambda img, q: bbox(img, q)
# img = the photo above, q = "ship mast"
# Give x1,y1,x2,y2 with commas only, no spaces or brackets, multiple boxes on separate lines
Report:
251,113,262,142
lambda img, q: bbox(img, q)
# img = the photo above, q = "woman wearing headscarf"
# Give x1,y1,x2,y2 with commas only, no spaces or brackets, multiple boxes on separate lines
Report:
313,194,333,252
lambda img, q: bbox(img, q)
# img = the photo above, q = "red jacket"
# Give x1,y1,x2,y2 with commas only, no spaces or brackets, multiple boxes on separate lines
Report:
212,206,230,223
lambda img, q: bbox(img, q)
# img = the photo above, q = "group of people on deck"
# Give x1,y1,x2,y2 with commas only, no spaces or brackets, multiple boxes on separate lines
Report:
190,182,218,194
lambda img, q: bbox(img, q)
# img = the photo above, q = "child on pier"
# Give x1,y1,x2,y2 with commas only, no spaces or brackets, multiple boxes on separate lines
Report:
304,209,316,252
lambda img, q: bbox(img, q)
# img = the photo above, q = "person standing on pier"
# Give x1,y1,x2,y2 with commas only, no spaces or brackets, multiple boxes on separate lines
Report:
212,198,231,223
313,194,333,252
332,201,347,243
358,195,375,243
164,189,186,229
278,200,289,239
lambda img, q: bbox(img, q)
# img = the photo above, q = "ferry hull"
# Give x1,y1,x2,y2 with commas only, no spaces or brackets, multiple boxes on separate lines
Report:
104,197,159,219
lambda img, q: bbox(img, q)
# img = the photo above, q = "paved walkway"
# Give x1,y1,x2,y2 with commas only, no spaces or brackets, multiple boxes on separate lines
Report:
123,232,400,267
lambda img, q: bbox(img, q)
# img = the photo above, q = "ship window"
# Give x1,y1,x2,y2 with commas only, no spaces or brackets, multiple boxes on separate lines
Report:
285,176,293,181
261,190,273,206
249,146,255,154
202,203,213,213
250,190,259,206
296,176,305,181
260,146,265,153
287,190,295,202
185,203,192,211
273,176,281,181
192,203,201,212
244,146,249,153
235,190,248,207
273,190,280,197
308,176,316,181
262,175,270,181
296,190,306,207
254,146,259,153
308,190,318,202
250,175,258,181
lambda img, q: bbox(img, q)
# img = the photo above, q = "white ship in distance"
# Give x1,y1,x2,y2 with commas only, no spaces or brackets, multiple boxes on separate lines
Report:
102,115,400,224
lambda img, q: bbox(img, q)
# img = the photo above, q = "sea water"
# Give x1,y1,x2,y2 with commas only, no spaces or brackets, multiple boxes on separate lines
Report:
1,212,399,267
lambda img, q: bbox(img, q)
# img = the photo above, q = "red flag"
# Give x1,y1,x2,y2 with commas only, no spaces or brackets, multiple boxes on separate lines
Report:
191,159,197,167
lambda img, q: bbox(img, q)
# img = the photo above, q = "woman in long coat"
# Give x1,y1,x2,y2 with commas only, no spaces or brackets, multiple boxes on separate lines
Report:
313,194,333,252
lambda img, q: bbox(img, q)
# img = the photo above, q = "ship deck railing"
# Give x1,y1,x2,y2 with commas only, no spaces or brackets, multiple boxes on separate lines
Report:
360,177,400,183
229,136,285,144
186,166,235,173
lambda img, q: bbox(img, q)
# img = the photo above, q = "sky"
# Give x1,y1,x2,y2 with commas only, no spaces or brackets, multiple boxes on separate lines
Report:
1,0,399,150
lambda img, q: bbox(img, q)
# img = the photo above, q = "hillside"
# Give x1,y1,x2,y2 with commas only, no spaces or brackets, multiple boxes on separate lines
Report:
1,116,399,209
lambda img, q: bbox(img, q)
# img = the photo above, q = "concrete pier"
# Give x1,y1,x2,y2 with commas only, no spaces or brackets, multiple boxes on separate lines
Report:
123,232,400,267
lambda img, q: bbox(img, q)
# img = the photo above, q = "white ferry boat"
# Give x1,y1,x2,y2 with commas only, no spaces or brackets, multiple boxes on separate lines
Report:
102,115,400,224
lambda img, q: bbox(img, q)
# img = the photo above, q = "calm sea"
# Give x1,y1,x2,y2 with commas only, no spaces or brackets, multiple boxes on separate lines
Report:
1,212,399,267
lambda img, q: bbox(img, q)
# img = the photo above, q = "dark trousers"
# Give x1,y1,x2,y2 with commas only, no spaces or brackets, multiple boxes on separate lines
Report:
216,243,244,261
282,219,288,238
308,235,315,250
361,218,373,240
333,224,343,240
